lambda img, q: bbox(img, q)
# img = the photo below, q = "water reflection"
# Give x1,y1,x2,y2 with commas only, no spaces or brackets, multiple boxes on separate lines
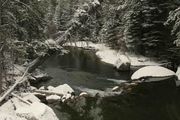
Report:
40,47,131,90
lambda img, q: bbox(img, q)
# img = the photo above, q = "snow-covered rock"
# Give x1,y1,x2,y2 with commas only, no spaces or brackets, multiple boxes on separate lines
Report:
61,93,72,102
115,55,131,71
16,102,59,120
46,84,74,102
47,86,55,91
79,92,88,97
30,86,37,91
0,113,26,120
175,66,180,87
29,73,52,84
51,84,74,95
131,66,176,82
46,95,61,103
0,94,58,120
0,94,40,115
112,86,120,92
39,86,45,90
35,73,52,80
176,66,180,80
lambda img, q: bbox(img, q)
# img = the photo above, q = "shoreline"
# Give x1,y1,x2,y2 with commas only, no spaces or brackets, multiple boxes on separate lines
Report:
64,41,162,69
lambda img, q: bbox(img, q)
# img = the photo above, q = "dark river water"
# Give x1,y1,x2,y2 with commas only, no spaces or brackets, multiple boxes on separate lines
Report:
40,47,131,90
40,47,180,120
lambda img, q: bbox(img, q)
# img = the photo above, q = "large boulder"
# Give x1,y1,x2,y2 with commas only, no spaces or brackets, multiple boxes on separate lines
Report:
0,113,26,120
131,66,176,82
0,94,59,120
15,102,59,120
115,55,131,71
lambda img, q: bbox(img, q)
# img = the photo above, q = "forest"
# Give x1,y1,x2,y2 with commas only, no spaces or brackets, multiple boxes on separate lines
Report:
1,0,180,120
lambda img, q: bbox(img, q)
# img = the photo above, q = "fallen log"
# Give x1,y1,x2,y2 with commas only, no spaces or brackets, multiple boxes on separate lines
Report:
0,54,49,104
0,66,30,103
11,93,31,105
34,90,63,96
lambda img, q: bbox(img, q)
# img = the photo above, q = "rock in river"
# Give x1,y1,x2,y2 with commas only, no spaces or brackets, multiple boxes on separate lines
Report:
115,55,131,71
48,84,74,95
46,95,61,103
131,66,176,82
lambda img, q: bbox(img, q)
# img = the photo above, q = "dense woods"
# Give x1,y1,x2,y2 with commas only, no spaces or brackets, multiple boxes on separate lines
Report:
0,0,180,93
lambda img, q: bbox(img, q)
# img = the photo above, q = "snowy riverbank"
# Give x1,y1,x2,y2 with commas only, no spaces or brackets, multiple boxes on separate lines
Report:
64,41,161,69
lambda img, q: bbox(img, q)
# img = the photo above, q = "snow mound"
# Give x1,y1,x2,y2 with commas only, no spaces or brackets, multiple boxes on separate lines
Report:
131,66,176,81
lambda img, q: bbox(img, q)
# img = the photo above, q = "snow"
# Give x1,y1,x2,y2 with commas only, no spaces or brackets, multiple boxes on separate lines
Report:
39,86,45,90
0,113,26,120
112,86,120,92
64,41,161,68
131,66,176,81
49,84,74,95
79,92,88,96
176,66,180,80
47,86,55,91
45,39,57,46
115,55,131,71
8,64,25,76
45,39,61,49
0,94,59,120
76,87,122,97
106,78,127,84
16,102,46,119
92,0,100,6
46,84,74,102
16,102,59,120
21,93,41,103
46,95,61,103
176,66,180,86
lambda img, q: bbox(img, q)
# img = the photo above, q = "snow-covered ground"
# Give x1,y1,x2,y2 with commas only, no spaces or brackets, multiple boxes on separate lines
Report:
64,41,161,68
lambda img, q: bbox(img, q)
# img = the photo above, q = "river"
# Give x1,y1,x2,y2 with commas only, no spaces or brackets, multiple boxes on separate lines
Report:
39,47,180,120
